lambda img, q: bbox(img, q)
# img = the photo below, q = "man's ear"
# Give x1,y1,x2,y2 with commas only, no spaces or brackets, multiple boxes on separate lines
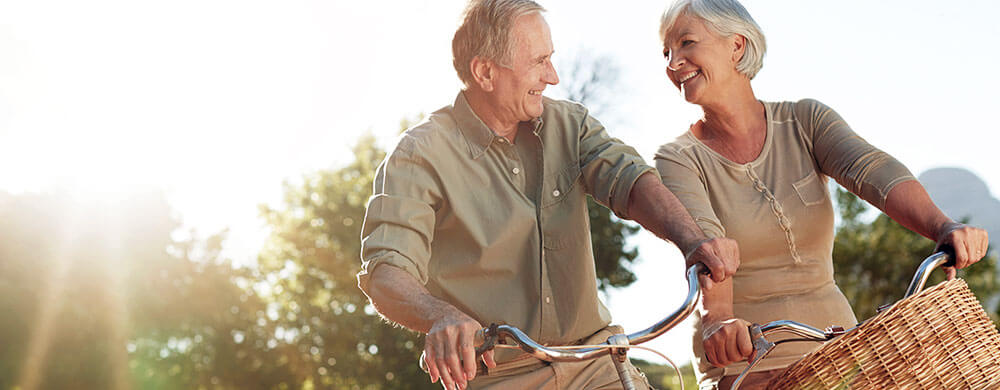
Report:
470,56,495,92
731,34,747,63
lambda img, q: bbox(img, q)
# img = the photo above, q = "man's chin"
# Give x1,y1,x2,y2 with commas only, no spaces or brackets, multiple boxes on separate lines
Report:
527,104,544,119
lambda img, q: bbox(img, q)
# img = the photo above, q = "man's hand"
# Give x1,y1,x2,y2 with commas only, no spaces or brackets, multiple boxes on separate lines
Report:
702,317,753,368
362,265,496,389
686,237,740,290
422,309,496,390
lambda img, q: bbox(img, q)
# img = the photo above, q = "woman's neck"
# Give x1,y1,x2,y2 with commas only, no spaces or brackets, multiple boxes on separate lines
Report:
691,84,767,164
697,85,763,139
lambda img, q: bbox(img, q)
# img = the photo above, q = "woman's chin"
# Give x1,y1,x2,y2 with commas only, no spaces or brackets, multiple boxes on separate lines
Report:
683,92,702,105
680,85,702,105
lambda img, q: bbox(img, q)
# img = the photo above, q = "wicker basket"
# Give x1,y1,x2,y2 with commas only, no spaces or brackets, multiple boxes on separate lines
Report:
767,279,1000,389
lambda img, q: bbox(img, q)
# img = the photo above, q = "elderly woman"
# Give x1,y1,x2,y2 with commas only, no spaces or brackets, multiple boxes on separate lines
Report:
652,0,989,388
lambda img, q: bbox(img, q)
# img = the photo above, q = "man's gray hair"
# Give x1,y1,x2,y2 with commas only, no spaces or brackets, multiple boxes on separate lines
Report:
452,0,546,87
659,0,766,79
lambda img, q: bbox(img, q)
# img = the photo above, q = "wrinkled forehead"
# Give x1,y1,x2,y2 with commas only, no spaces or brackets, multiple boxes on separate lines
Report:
511,12,553,59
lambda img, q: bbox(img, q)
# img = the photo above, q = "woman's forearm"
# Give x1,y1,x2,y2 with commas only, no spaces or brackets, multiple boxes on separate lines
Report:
880,179,988,272
701,277,736,320
881,180,952,241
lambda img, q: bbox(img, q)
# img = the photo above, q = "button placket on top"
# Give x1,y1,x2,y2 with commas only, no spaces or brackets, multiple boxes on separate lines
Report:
529,124,559,342
498,136,526,193
745,165,803,264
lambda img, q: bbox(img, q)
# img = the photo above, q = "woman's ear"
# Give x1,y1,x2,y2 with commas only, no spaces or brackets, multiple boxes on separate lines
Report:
732,34,747,63
470,56,494,92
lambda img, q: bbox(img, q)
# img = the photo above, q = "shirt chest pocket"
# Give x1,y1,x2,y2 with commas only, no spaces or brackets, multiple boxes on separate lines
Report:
541,164,584,251
792,172,827,207
541,163,581,209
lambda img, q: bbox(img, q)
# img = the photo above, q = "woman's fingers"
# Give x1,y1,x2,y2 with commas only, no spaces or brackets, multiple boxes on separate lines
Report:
939,223,989,275
703,318,753,367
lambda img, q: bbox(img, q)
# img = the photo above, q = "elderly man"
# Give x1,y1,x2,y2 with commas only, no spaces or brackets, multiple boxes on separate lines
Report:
357,1,740,389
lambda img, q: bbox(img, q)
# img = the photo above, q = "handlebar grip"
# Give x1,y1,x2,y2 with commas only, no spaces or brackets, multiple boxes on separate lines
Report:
694,262,711,276
936,244,958,267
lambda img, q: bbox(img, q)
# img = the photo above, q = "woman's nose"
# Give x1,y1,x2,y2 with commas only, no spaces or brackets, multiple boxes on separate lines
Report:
667,54,684,72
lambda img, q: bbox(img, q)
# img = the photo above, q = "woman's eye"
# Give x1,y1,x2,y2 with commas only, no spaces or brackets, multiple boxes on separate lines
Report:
682,40,694,46
663,50,671,59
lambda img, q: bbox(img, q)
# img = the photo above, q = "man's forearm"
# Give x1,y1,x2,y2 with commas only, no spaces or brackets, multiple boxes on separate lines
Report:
628,172,708,260
365,264,464,333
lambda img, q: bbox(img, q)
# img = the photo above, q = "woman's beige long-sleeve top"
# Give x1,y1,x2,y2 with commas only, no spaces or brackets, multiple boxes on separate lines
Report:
654,99,915,383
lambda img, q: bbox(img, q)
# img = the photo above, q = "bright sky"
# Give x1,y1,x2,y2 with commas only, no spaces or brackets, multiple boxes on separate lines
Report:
2,0,999,367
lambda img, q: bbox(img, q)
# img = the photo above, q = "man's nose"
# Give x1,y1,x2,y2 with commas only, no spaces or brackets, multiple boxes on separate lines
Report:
544,60,559,85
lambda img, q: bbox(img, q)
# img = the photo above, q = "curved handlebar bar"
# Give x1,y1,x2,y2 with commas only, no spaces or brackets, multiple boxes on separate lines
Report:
904,249,955,299
419,263,708,372
480,263,707,362
757,320,837,342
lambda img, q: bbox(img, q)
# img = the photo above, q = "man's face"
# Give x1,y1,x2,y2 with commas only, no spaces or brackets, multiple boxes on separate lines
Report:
491,12,559,123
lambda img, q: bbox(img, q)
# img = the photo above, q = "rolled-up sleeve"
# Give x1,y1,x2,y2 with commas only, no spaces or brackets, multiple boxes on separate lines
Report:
654,150,726,239
577,111,656,220
357,136,441,295
796,99,915,210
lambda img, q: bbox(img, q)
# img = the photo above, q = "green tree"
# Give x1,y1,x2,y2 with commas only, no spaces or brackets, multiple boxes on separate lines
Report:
832,186,999,324
0,190,282,390
255,132,431,389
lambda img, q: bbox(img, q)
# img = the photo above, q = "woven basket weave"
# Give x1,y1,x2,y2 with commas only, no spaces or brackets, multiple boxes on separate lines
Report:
767,279,1000,389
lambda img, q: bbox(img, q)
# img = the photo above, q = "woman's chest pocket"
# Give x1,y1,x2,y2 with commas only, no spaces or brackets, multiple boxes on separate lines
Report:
791,172,828,207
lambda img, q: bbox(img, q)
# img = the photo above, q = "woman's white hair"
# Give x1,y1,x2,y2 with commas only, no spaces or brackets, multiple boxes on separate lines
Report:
452,0,546,87
659,0,766,79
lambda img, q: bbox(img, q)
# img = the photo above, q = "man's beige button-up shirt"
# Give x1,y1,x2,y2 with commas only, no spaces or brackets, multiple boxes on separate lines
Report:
358,92,654,360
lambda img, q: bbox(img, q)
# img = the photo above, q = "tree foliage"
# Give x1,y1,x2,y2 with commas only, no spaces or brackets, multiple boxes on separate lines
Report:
832,187,999,324
0,190,287,389
254,132,431,389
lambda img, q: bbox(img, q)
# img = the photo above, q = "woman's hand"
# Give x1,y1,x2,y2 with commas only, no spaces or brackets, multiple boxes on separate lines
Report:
936,222,989,279
702,317,754,367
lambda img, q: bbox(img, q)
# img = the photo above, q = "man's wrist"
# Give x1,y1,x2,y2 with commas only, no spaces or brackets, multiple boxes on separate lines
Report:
682,236,712,262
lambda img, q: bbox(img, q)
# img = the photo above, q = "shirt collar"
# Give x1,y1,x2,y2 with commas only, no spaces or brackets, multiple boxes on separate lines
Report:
453,91,544,159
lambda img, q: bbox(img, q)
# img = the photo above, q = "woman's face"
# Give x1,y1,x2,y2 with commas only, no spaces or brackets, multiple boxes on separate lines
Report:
662,13,745,106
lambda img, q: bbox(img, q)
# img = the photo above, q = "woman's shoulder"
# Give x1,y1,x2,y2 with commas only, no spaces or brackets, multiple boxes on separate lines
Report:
654,131,701,162
766,98,837,123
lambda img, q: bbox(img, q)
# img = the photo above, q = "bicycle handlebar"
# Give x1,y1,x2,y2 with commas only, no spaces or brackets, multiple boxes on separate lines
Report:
420,262,708,372
904,249,955,299
483,263,707,362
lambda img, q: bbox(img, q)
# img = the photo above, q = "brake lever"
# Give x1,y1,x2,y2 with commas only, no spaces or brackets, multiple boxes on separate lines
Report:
731,324,775,390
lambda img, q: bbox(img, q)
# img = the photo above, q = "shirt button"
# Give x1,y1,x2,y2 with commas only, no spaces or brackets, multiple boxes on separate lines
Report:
545,296,551,304
512,167,520,175
552,189,560,197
